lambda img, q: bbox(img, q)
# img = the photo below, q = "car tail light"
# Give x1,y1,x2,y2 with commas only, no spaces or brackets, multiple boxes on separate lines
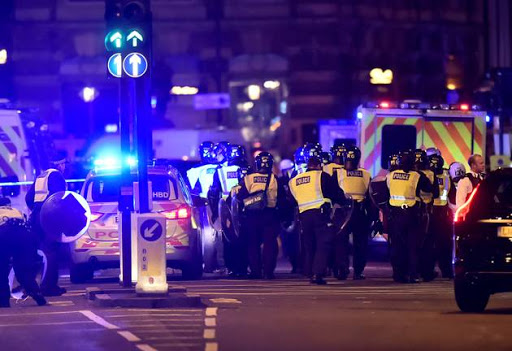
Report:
380,101,390,108
454,184,480,223
163,206,191,220
460,103,469,111
90,212,103,222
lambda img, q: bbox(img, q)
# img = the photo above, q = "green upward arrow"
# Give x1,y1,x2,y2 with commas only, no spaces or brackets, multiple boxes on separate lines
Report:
110,32,122,49
127,31,143,48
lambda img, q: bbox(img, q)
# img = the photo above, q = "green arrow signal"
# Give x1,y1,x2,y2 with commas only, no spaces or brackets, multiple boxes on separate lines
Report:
127,30,143,48
109,32,123,49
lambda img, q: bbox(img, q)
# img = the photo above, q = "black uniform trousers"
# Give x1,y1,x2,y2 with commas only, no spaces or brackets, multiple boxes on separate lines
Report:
246,208,279,277
419,204,436,280
29,207,60,291
0,221,41,307
299,208,335,277
430,205,454,278
388,205,421,281
335,203,369,276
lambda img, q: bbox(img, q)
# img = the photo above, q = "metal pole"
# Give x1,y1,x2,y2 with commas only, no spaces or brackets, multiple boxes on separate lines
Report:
120,75,133,287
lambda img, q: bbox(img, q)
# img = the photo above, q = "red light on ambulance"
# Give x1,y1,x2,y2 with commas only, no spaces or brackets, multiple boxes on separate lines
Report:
460,104,469,111
380,102,390,108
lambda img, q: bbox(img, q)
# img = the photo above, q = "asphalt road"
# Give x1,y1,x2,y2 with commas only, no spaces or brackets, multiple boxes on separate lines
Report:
2,263,512,351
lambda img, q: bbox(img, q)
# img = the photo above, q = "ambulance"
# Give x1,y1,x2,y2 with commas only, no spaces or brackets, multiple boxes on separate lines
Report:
0,108,52,211
356,101,487,177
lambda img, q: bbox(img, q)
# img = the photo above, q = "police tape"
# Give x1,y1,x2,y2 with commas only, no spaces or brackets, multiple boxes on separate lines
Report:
0,178,86,187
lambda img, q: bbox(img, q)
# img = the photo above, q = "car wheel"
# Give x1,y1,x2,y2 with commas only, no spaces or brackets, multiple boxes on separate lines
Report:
70,263,94,284
454,277,490,313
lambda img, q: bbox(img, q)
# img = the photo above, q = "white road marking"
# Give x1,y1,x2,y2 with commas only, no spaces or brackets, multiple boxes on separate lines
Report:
204,317,216,327
79,310,120,330
107,314,202,318
204,329,216,339
117,331,141,342
209,298,241,304
136,344,158,351
0,310,79,317
205,342,219,351
205,307,218,317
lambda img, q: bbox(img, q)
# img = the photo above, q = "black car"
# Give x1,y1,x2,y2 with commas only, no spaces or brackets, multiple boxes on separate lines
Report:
453,168,512,312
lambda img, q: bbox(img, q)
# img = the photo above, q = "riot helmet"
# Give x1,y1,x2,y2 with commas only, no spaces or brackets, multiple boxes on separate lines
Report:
449,162,466,182
303,146,320,165
279,159,294,177
388,153,399,172
428,154,445,175
413,149,428,171
255,152,274,173
227,144,246,166
330,144,347,165
426,147,441,157
198,141,215,164
212,141,230,164
294,147,305,166
304,142,322,155
320,152,332,166
397,150,414,172
344,145,361,171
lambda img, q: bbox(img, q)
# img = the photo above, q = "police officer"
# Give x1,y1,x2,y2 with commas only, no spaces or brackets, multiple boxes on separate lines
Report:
0,198,47,307
289,149,345,285
26,155,67,296
324,144,346,177
447,162,466,214
413,149,439,281
388,153,400,172
428,154,454,279
386,150,436,283
455,154,485,209
186,141,217,199
238,152,281,279
335,146,371,280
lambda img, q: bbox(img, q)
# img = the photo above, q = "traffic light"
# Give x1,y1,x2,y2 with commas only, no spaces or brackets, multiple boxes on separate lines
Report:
104,0,151,79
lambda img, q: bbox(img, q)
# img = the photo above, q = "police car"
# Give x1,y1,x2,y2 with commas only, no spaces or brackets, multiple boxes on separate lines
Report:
454,168,512,312
69,164,203,283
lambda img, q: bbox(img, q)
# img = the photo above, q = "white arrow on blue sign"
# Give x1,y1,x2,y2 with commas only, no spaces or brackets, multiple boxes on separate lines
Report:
123,52,148,78
140,219,163,242
107,53,122,78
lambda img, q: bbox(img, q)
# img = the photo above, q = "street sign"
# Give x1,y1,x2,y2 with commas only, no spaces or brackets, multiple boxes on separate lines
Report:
127,30,144,48
39,191,91,243
136,214,168,294
107,53,122,78
123,53,148,78
140,219,162,242
194,93,231,110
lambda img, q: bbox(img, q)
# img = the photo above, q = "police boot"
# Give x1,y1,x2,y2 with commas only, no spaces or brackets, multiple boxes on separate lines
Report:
353,273,366,280
31,293,47,306
310,275,327,285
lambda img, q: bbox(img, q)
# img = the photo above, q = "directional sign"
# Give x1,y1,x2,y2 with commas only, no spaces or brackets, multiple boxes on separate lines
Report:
39,191,91,243
107,53,122,78
127,30,144,48
105,30,123,51
140,219,163,242
123,52,148,78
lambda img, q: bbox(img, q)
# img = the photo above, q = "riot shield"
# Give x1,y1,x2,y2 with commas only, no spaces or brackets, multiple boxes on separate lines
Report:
369,177,389,211
333,196,354,235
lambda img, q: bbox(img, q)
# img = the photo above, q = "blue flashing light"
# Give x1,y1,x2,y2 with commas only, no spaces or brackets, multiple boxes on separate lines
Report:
127,156,138,167
151,96,157,109
357,112,363,120
486,115,490,123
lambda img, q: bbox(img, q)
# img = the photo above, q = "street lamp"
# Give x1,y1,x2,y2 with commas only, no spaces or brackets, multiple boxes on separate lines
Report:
80,87,98,103
0,49,7,65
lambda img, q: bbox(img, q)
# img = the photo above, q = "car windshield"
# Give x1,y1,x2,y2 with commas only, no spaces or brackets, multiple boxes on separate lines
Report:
493,179,512,207
85,174,179,202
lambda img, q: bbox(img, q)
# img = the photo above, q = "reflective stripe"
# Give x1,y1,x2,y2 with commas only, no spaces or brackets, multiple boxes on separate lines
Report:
298,199,325,210
387,170,421,207
34,169,58,203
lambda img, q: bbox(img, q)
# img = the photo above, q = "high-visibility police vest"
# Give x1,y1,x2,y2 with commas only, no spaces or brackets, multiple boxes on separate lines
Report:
34,169,59,203
420,170,435,204
217,165,241,197
337,168,370,202
243,173,278,208
434,170,451,207
323,163,342,177
187,164,218,198
386,170,421,207
289,170,327,213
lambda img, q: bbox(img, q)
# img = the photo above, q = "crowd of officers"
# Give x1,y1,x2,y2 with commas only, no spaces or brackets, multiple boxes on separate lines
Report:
188,141,486,285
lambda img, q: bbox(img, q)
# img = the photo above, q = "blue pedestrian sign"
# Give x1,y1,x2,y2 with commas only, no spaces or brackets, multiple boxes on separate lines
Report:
107,53,122,78
123,52,148,78
140,219,163,242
